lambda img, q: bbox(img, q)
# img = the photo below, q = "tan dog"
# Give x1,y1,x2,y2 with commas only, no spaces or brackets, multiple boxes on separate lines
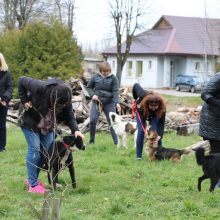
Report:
145,130,161,161
145,129,193,163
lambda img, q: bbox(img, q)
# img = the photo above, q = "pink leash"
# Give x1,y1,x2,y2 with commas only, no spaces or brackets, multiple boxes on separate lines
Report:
132,100,147,136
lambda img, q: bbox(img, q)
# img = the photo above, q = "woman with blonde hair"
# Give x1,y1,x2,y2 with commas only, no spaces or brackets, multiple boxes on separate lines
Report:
0,53,13,152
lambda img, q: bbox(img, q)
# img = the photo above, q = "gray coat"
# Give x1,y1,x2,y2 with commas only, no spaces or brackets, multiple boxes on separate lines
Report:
199,73,220,141
86,73,119,105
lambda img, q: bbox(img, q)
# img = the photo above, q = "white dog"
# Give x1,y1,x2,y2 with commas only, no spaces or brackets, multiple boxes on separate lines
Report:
109,112,137,148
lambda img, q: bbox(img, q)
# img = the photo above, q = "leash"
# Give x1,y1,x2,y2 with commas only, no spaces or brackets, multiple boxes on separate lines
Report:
132,100,148,137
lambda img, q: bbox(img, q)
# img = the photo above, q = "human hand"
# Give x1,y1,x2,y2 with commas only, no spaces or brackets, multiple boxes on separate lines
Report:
92,95,99,101
153,136,161,144
74,130,85,139
0,100,7,106
24,101,32,110
116,103,121,112
0,98,6,106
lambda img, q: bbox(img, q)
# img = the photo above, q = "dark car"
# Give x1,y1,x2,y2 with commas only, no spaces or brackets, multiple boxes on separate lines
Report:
174,74,205,93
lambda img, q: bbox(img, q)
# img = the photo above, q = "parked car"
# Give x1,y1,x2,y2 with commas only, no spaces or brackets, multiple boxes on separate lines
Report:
174,74,205,93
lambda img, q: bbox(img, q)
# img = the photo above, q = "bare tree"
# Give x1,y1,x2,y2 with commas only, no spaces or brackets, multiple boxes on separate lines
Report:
0,0,76,32
108,0,147,86
0,0,49,29
54,0,76,34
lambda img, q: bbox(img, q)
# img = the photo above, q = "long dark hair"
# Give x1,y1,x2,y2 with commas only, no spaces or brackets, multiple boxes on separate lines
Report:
50,84,72,106
140,91,166,118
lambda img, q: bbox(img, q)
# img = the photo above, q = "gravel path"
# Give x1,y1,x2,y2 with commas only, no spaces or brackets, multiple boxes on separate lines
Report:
154,89,201,97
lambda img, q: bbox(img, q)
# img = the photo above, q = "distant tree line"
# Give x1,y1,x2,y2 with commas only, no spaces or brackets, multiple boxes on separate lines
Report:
0,0,83,97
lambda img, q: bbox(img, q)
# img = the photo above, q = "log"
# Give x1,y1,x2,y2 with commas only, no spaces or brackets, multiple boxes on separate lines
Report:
176,123,199,136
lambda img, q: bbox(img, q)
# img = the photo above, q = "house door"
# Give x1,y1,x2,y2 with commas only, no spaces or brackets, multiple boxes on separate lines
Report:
170,61,174,88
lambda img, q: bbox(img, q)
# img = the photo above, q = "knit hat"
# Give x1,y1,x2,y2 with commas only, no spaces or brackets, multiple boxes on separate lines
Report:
50,84,72,106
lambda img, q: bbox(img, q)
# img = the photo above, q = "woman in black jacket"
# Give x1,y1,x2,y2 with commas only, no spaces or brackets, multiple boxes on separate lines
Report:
18,76,84,194
132,83,166,160
0,53,13,152
199,73,220,153
199,73,220,188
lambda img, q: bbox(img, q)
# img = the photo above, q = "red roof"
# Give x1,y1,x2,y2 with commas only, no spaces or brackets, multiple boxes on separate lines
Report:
103,15,220,56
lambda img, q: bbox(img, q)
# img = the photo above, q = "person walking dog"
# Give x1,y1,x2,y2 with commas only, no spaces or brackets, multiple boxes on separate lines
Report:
132,83,166,160
18,76,84,194
87,61,121,145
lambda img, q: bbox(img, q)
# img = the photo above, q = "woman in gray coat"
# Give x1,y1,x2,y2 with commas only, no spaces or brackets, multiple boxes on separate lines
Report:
87,61,121,144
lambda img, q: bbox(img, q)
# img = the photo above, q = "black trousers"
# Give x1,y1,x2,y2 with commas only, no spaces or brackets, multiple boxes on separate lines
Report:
0,106,8,149
209,140,220,154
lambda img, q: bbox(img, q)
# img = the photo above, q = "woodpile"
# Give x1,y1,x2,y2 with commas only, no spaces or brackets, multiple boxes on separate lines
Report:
166,106,201,135
6,78,202,136
7,77,134,134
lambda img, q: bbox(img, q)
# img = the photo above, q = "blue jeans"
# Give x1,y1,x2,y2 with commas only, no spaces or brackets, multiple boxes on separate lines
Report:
21,128,54,187
0,106,8,150
89,101,118,144
136,114,162,158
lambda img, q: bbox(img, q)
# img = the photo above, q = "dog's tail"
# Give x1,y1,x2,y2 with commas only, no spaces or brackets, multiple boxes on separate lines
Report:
180,148,192,155
195,147,206,166
181,140,210,155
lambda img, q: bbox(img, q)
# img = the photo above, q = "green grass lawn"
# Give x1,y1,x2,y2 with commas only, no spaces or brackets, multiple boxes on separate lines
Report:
161,95,203,111
1,123,220,220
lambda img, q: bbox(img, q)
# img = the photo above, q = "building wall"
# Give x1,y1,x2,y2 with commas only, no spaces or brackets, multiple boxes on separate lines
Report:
107,55,159,88
107,55,216,89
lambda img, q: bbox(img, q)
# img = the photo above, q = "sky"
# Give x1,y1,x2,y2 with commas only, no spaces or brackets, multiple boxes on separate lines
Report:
73,0,220,49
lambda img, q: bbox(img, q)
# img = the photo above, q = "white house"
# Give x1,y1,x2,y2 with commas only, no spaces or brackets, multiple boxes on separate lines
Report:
102,15,220,88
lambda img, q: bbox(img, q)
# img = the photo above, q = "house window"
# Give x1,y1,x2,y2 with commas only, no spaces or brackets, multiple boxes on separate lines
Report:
136,61,143,77
127,61,133,77
148,60,152,70
195,62,200,71
112,60,116,71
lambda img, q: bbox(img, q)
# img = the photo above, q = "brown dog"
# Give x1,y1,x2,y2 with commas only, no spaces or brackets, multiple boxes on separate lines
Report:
145,130,192,163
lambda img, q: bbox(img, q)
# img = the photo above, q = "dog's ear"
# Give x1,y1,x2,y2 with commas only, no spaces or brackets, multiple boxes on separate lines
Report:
75,136,86,150
111,114,115,122
63,135,76,146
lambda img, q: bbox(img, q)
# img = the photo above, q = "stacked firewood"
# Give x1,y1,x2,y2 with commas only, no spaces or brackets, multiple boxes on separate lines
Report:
165,106,201,135
6,78,202,135
7,77,134,134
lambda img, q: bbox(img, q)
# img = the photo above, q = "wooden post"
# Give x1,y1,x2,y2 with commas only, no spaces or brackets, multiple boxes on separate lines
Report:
51,198,62,220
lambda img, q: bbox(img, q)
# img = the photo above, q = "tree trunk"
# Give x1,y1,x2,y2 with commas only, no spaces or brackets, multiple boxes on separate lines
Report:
116,59,122,86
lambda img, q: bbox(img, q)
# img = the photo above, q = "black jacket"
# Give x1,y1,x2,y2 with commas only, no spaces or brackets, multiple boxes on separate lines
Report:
0,71,13,104
132,83,166,138
18,76,78,133
199,73,220,141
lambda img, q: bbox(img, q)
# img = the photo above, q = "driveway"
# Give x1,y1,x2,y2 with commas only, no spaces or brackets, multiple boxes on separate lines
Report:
154,89,201,97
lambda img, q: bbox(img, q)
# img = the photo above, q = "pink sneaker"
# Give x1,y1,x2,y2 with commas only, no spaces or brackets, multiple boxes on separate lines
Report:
28,184,46,194
25,179,45,187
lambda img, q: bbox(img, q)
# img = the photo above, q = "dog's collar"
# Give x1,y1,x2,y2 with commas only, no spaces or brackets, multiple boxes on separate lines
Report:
62,140,71,149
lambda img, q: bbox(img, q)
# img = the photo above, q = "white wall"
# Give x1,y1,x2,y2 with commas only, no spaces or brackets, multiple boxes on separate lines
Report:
107,55,216,88
107,55,158,89
186,56,215,80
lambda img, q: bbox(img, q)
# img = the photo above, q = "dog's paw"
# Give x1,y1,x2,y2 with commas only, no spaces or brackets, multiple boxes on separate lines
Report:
55,183,62,188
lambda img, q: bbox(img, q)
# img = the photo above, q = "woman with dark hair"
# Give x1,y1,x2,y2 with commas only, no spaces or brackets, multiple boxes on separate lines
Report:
0,53,13,152
18,76,84,194
132,83,166,160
